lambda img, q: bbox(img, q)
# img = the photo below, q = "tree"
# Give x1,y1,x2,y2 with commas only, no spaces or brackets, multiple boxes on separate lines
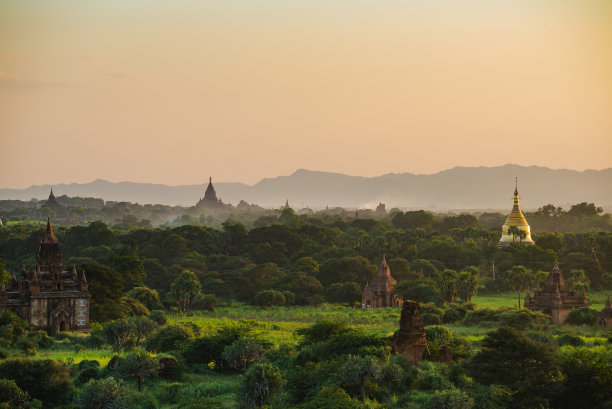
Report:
557,346,612,408
118,351,159,392
456,266,479,301
253,290,286,307
437,269,458,304
79,262,125,322
222,338,267,372
533,270,549,291
0,378,30,408
567,202,603,218
126,286,161,311
131,317,158,346
0,258,9,287
565,269,590,293
170,270,202,313
507,226,520,243
0,358,72,407
467,327,561,406
102,319,135,355
111,255,145,289
78,377,128,409
237,363,283,408
503,266,533,308
145,324,194,353
380,361,403,402
342,355,380,402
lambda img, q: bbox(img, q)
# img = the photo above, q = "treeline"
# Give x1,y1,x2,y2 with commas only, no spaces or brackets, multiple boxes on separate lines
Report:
1,205,610,321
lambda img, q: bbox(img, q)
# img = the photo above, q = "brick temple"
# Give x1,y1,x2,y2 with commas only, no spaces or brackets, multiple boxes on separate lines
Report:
0,217,90,333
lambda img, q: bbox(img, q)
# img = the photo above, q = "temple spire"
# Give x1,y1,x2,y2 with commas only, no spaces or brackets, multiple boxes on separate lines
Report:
46,216,54,238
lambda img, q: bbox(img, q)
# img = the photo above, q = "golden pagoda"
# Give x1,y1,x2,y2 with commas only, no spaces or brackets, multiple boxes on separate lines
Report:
498,179,535,247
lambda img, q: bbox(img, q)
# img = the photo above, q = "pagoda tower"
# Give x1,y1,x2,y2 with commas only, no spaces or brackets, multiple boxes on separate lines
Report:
196,176,223,208
43,187,61,208
498,179,535,247
362,255,402,308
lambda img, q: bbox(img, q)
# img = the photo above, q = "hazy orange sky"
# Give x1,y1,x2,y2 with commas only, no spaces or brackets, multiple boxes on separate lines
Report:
1,0,611,188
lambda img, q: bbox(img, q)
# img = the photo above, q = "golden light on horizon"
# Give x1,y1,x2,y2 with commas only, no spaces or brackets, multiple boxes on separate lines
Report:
1,0,611,188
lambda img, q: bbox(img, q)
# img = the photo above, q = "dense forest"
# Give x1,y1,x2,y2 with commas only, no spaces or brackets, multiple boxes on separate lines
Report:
0,199,610,409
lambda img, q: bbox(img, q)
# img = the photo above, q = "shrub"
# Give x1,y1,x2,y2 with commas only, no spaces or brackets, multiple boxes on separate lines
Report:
237,363,283,409
222,338,268,372
301,386,361,409
426,388,474,409
525,331,557,346
557,334,584,347
121,297,150,317
253,290,286,307
443,302,475,324
0,378,30,408
0,349,8,359
182,323,253,369
564,307,599,326
78,377,128,409
463,307,549,330
16,337,37,356
148,310,167,326
75,367,100,386
192,294,218,311
127,286,162,311
145,324,194,353
0,357,72,407
421,303,445,326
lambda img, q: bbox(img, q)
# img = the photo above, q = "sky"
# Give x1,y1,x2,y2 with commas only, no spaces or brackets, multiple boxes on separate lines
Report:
1,0,611,188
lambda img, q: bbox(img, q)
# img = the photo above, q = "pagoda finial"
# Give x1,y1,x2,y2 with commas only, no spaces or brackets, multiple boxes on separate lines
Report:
81,270,87,283
209,175,212,184
46,216,54,238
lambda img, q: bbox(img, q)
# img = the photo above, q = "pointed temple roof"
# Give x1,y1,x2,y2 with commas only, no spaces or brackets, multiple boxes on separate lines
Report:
43,187,60,208
370,255,398,287
197,176,223,207
498,178,535,246
504,179,529,227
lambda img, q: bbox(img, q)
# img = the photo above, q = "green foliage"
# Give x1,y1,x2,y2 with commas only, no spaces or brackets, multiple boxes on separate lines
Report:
0,312,31,345
426,388,474,409
170,270,202,313
120,296,150,317
501,266,532,308
222,338,269,372
0,358,72,407
462,307,549,331
300,386,362,409
557,334,585,347
131,317,158,345
237,363,283,408
564,307,599,326
126,287,162,311
145,323,194,353
182,322,254,369
118,351,160,392
103,319,135,355
147,310,167,326
192,294,218,311
467,327,561,405
396,280,443,306
79,262,126,322
0,378,30,408
16,337,37,356
78,377,128,409
254,290,286,307
557,346,612,408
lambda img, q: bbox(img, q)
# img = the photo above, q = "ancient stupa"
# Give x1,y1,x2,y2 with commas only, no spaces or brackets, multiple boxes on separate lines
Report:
498,179,535,247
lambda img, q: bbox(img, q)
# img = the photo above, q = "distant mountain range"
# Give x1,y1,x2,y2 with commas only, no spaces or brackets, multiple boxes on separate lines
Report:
1,165,611,211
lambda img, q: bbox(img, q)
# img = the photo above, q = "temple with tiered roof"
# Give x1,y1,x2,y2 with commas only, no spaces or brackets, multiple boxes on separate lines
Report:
524,262,588,324
498,179,535,247
0,217,90,333
42,187,61,208
362,255,402,308
196,177,223,208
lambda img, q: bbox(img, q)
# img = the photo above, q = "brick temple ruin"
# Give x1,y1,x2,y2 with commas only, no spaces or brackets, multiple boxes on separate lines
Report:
0,217,90,334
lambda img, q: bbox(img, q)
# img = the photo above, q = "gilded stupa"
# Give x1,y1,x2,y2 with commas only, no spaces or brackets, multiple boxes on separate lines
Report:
498,179,535,247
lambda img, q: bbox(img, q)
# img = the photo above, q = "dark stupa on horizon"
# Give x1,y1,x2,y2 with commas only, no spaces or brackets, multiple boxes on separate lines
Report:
196,176,223,208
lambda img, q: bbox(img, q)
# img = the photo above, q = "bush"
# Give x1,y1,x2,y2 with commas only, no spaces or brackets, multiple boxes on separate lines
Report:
75,367,100,386
237,363,283,409
182,322,253,369
121,297,150,317
0,349,8,359
443,302,475,324
525,331,557,346
564,307,599,326
557,334,585,347
16,337,37,356
31,331,54,349
148,310,167,326
463,307,549,331
253,290,286,307
78,377,128,409
426,388,474,409
0,357,72,407
145,324,194,353
421,303,445,326
0,378,30,408
192,294,218,311
222,338,268,372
